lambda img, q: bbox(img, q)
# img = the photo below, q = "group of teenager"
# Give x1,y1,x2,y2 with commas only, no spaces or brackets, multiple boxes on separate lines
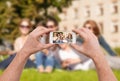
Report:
0,18,120,73
0,17,118,81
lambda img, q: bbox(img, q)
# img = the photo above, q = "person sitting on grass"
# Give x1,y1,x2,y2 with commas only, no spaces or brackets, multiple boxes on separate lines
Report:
82,20,120,69
58,43,92,71
77,20,117,56
0,18,36,69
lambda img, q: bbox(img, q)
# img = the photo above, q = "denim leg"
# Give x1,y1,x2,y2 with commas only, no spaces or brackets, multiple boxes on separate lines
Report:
25,59,36,68
54,57,61,69
45,55,54,68
35,51,45,68
98,35,117,56
0,54,16,69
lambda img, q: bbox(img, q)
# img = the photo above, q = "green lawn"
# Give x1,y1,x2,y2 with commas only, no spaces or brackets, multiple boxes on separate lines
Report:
0,69,120,81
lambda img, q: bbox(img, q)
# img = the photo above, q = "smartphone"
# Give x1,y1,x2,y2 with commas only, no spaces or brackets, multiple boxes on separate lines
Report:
49,31,76,44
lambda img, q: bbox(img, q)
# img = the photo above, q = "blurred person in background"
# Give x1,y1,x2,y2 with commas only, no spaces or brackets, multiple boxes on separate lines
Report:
53,32,58,43
78,20,120,69
0,39,13,61
77,20,117,56
0,18,36,69
0,37,13,60
35,18,61,73
58,43,92,71
66,33,73,43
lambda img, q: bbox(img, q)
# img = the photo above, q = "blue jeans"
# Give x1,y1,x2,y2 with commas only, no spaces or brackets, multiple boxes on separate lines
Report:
35,52,54,68
53,56,61,69
0,54,36,69
98,35,117,56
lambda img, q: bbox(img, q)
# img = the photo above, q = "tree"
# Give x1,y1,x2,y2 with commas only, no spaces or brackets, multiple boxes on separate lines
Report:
0,0,72,43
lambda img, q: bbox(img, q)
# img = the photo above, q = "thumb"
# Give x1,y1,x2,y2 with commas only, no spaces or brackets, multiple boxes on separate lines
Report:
42,44,55,49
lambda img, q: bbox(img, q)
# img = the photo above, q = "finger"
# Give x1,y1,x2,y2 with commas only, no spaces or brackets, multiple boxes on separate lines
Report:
82,28,98,41
39,28,54,37
51,27,58,31
29,27,47,38
82,28,94,37
32,27,54,39
33,27,46,33
72,28,87,40
42,44,55,49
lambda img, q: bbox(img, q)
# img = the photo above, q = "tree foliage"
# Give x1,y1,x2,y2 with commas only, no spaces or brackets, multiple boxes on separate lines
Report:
0,0,72,42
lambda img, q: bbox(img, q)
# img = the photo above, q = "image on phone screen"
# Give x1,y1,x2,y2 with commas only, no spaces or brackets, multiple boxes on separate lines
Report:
49,31,76,44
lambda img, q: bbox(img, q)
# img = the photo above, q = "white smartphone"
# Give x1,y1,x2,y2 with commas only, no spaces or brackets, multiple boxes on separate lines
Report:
49,31,76,44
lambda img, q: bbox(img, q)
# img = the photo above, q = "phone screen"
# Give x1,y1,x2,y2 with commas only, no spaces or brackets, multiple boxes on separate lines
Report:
49,31,76,44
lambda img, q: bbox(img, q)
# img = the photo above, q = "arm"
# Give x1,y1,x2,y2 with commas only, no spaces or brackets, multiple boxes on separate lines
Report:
0,27,54,81
93,52,117,81
71,28,117,81
65,58,81,65
0,50,28,81
61,58,81,69
0,51,8,55
61,61,69,69
0,50,14,55
0,39,19,55
2,39,19,55
98,35,117,56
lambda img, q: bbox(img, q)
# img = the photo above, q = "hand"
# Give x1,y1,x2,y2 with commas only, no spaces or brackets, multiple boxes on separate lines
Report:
71,28,103,59
20,27,54,57
42,49,49,55
65,58,81,65
7,50,16,55
62,61,69,68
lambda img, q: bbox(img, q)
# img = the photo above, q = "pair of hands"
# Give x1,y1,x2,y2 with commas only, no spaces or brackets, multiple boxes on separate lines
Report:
20,27,103,59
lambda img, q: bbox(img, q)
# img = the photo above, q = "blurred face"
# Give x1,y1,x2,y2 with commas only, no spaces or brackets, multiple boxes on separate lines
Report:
67,33,72,39
46,21,58,31
84,24,94,33
19,21,31,35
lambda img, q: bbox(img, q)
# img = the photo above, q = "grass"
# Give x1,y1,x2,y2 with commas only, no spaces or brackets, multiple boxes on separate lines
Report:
0,47,120,81
114,47,120,56
0,69,120,81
